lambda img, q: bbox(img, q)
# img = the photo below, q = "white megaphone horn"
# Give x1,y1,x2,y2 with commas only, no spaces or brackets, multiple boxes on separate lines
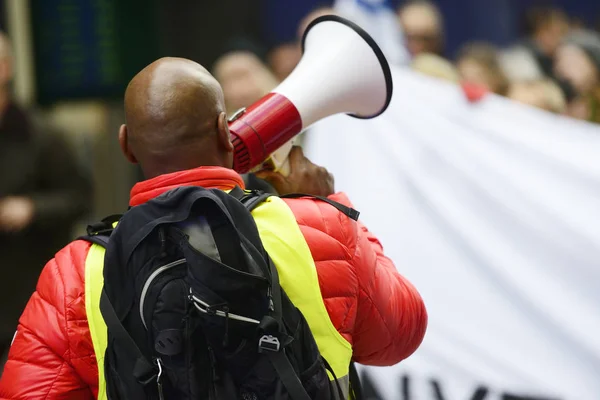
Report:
229,14,393,175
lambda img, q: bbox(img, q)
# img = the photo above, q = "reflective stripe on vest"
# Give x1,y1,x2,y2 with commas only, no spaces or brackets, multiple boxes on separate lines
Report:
84,195,353,400
85,242,109,400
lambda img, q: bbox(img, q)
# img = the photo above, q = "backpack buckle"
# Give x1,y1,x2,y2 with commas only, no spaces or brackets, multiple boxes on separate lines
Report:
258,335,280,353
134,359,157,386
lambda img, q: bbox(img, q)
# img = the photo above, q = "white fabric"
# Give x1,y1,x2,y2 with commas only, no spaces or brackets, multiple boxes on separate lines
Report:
305,67,600,400
334,0,410,65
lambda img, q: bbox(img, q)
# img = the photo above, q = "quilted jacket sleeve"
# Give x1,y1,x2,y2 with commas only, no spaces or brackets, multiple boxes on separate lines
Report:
0,244,94,400
287,192,427,367
351,219,428,365
325,192,427,366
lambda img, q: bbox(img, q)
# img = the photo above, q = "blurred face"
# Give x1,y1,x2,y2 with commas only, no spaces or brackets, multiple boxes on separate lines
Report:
538,17,570,56
398,5,442,56
457,59,495,92
268,44,302,82
554,44,599,95
213,53,278,115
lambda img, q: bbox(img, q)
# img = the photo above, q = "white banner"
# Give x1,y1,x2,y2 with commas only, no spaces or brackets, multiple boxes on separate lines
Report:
305,68,600,400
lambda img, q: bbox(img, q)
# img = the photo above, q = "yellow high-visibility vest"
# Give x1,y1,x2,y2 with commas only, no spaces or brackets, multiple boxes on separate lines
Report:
85,195,352,400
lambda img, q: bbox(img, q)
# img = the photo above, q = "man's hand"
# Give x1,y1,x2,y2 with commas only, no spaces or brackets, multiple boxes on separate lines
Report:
256,146,335,197
0,196,35,232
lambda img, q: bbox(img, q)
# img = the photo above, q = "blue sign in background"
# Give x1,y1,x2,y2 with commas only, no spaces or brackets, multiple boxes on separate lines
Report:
30,0,158,105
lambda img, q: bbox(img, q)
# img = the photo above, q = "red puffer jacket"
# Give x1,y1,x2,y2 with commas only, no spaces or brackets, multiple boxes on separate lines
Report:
0,167,427,399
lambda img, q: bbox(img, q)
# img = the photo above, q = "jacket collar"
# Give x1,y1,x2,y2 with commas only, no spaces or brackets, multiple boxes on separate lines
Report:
129,166,245,207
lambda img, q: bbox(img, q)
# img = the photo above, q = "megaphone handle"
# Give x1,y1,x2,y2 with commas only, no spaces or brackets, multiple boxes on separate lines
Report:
277,157,291,177
261,138,295,177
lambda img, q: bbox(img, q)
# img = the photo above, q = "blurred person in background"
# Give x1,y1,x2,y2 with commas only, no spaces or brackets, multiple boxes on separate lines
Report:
0,32,91,369
213,48,279,116
456,42,509,96
516,7,570,79
554,30,600,123
267,43,301,83
397,0,445,57
411,53,459,82
507,79,567,114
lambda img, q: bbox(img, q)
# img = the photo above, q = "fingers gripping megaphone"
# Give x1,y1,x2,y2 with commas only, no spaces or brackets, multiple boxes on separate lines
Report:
228,15,393,175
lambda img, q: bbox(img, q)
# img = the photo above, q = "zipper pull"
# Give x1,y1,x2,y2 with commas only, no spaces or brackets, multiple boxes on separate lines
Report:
156,358,165,400
267,287,274,312
222,306,230,347
158,228,167,259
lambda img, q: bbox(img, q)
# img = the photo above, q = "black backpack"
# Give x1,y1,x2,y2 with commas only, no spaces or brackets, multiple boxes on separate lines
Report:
82,186,362,400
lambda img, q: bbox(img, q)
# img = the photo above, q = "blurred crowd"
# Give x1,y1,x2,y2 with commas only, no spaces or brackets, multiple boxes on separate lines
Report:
215,1,600,123
404,2,600,121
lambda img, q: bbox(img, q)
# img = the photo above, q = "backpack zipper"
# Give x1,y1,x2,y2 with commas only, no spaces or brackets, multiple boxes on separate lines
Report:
139,258,187,330
156,358,165,400
190,293,260,325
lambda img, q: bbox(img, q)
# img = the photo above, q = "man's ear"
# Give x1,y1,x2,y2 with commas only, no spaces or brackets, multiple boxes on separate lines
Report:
118,124,138,164
217,112,234,153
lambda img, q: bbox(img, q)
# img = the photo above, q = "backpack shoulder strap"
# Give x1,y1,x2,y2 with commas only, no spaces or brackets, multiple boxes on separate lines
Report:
280,193,360,221
229,186,272,213
77,214,157,385
86,214,122,236
259,256,312,400
80,234,111,248
230,186,360,220
78,214,122,248
100,289,157,385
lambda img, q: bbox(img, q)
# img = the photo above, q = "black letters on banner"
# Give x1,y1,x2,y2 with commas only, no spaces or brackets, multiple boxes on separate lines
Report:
431,379,488,400
503,395,561,400
358,372,562,400
402,375,411,400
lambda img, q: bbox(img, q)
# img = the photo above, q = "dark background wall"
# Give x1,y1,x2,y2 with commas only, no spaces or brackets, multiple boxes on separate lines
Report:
156,0,262,68
0,1,5,32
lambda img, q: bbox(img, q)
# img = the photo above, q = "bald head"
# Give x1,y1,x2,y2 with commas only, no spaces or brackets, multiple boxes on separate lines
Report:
120,57,234,178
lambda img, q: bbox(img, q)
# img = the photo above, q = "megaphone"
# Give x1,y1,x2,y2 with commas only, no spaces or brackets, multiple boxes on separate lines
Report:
229,15,393,175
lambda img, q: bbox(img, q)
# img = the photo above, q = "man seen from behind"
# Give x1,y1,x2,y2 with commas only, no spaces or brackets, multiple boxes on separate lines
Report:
0,57,427,399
